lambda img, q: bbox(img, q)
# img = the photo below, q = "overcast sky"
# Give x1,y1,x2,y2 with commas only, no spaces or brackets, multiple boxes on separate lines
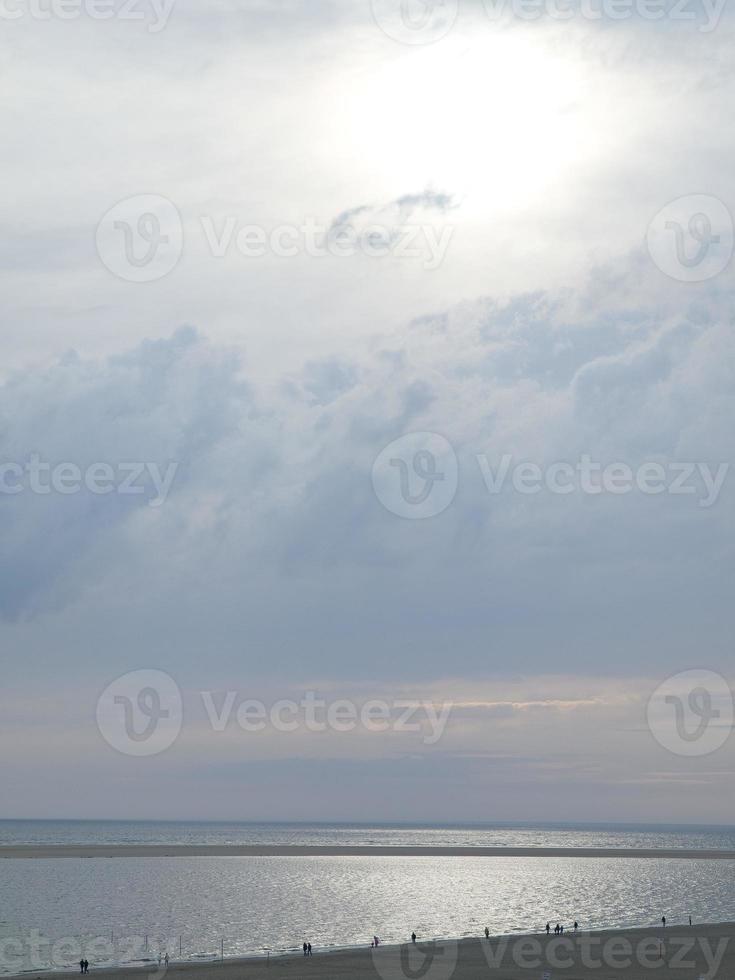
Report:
1,0,734,824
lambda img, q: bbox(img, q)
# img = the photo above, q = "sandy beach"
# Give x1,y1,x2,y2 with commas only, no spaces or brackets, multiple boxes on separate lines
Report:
6,922,734,980
3,844,735,859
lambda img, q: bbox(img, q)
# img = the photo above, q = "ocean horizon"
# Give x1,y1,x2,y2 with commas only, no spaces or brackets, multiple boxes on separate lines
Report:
2,820,735,975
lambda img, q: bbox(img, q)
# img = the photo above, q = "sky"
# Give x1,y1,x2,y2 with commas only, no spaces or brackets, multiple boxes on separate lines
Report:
1,0,734,824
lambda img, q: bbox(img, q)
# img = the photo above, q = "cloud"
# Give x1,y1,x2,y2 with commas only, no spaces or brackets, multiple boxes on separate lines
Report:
327,187,458,250
2,0,734,820
1,258,732,694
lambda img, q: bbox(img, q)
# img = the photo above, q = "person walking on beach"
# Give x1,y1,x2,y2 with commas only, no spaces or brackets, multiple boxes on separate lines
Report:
662,916,666,928
307,943,312,956
689,916,692,927
546,923,550,935
412,932,417,944
79,960,85,974
164,953,169,967
574,922,578,932
303,942,308,956
485,927,489,940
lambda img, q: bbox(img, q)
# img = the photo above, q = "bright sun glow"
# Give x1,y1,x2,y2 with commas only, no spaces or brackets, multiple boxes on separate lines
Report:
343,33,587,211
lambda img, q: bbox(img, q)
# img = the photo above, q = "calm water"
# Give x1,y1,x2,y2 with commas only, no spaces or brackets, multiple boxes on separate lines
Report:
1,822,734,975
3,818,735,849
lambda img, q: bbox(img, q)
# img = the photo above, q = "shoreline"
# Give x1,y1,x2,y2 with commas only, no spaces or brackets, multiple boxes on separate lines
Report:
4,921,734,980
3,843,735,859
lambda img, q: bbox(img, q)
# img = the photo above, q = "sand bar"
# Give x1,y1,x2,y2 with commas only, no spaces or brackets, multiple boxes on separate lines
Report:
5,922,735,979
2,844,735,859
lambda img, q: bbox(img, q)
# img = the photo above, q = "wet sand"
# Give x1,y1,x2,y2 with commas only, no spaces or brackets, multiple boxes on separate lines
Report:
3,844,735,859
6,922,734,979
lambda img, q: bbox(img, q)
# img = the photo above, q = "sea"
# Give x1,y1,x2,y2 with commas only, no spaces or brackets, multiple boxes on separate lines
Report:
1,820,734,974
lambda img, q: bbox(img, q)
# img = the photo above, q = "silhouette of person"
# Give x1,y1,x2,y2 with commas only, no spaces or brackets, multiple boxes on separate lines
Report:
164,953,169,966
84,960,89,974
662,916,666,928
303,942,308,956
574,922,578,932
554,923,560,935
546,923,550,935
560,925,564,934
412,932,417,943
79,960,85,974
689,916,692,927
307,943,312,956
484,927,489,940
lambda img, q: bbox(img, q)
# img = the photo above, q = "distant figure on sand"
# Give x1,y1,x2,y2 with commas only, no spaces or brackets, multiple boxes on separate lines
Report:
546,923,550,935
574,922,578,932
164,953,169,966
689,916,692,926
485,927,489,940
307,943,312,956
412,932,417,944
303,942,308,956
662,916,666,928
